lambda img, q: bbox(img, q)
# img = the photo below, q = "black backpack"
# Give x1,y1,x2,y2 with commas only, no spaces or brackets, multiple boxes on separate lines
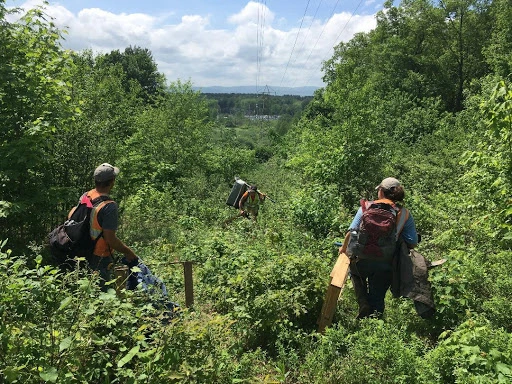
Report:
48,193,111,266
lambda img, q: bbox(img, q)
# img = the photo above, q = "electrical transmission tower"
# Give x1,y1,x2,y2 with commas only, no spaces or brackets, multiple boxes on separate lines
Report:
256,85,276,121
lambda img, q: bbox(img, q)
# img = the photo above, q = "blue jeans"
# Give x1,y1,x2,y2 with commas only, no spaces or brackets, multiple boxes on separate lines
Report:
349,259,392,317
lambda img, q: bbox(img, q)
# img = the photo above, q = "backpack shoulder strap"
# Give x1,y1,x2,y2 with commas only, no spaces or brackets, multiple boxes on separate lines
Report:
360,199,369,213
94,199,114,212
91,195,112,206
395,208,409,240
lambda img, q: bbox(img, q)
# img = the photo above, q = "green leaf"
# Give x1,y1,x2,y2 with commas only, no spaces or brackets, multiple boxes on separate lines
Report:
167,373,185,379
84,307,95,315
118,345,140,368
496,362,511,375
40,367,58,382
58,296,72,311
59,337,72,352
4,367,19,383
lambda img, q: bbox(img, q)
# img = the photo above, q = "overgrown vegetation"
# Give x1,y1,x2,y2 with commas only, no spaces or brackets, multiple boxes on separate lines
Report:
1,0,511,382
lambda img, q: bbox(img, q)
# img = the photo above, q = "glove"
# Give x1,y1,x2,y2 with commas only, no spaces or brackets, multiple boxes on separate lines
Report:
121,256,139,268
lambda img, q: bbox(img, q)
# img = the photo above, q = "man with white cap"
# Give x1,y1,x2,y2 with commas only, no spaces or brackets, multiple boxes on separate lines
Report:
84,163,137,290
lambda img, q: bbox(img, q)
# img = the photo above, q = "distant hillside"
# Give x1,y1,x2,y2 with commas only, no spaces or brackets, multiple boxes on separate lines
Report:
194,85,320,97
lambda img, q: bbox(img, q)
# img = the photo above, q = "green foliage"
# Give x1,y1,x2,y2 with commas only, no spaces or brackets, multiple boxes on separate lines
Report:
0,3,76,250
420,316,512,383
203,93,312,117
198,237,327,351
427,252,473,330
298,321,425,383
0,241,268,383
484,0,512,78
98,45,166,103
120,81,211,196
3,0,512,382
120,184,179,244
290,183,343,238
460,79,512,248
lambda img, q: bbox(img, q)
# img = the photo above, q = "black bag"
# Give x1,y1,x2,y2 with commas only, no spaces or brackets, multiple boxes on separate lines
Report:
392,240,435,319
226,178,248,208
48,194,111,266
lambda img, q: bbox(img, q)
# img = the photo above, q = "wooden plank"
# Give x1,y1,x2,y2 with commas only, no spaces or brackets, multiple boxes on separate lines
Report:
317,283,342,333
330,253,351,288
317,253,351,333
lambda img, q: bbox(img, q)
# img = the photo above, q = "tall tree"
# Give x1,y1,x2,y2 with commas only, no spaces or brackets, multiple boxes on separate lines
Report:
46,49,146,211
484,0,512,78
0,2,76,249
98,46,166,103
119,81,212,196
438,0,493,111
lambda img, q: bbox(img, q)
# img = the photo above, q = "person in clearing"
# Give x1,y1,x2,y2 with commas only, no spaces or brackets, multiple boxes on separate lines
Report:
238,184,266,222
75,163,138,291
339,177,418,319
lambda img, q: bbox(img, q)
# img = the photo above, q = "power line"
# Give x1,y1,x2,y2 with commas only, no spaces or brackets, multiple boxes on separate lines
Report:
285,0,341,88
333,0,364,53
256,0,268,94
302,0,366,87
256,1,261,93
278,0,312,88
291,0,324,67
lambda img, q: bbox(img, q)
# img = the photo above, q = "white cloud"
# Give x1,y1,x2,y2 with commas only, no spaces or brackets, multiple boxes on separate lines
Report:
8,1,377,88
228,1,274,26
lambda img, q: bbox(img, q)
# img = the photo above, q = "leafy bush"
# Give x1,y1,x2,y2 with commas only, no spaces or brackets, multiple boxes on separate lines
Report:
298,321,424,383
198,241,327,351
290,184,343,239
0,241,271,383
419,316,512,383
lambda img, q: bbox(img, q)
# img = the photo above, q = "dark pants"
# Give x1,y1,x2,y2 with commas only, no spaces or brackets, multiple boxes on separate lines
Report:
349,259,392,318
86,254,114,291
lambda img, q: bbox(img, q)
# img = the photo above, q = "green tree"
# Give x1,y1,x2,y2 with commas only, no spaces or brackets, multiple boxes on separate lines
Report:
98,45,166,103
438,0,493,111
0,2,76,250
120,81,211,194
484,0,512,78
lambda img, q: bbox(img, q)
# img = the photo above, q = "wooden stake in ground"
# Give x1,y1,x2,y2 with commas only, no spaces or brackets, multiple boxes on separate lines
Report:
317,252,351,333
114,265,129,298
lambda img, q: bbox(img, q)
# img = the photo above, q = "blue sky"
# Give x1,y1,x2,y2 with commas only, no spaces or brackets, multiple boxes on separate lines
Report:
6,0,383,90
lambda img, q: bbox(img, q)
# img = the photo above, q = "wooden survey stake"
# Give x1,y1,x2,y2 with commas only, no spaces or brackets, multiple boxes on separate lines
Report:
114,265,129,298
317,252,351,333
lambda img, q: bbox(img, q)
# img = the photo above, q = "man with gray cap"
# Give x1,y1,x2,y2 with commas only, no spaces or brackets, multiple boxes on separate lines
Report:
78,163,137,290
338,177,418,319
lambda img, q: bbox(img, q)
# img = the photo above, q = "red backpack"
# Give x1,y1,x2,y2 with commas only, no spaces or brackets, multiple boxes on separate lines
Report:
348,199,408,261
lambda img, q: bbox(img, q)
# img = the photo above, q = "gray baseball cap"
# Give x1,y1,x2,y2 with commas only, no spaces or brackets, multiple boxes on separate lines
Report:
376,177,402,190
94,163,120,182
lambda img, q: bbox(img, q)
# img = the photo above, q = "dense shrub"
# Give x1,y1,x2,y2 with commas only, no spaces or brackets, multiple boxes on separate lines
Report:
197,238,327,351
0,242,270,383
419,316,512,383
298,321,425,383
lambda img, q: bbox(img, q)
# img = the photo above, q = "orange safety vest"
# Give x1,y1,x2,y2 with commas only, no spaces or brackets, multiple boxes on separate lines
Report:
86,189,115,257
240,191,263,210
